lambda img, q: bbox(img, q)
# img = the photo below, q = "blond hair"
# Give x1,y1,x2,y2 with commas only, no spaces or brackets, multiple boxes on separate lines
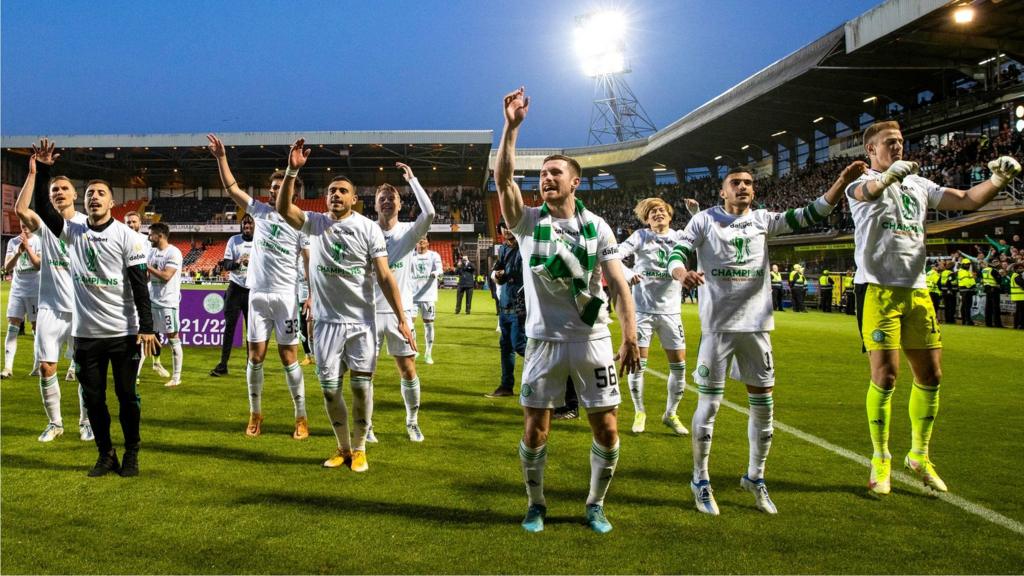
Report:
862,120,901,147
633,197,674,224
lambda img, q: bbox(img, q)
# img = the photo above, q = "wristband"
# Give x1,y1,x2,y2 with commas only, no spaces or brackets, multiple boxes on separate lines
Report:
285,167,300,178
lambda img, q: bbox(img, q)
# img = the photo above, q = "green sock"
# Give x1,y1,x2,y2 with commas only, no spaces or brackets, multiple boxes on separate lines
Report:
866,381,893,458
908,381,940,458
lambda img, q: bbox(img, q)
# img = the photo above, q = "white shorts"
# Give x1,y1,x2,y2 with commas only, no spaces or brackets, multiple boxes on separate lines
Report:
416,301,436,322
152,306,180,334
520,337,620,410
35,308,73,363
314,321,377,387
636,312,686,350
6,293,39,322
248,292,300,345
693,331,775,389
376,312,416,357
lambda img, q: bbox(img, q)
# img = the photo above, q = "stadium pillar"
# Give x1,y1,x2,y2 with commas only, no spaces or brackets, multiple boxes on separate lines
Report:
198,186,204,201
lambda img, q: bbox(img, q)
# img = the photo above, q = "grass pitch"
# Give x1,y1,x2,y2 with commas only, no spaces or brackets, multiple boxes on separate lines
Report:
2,285,1023,574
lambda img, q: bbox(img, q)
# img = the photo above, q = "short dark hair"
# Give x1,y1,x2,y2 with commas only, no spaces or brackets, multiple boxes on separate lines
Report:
149,222,170,237
270,170,302,188
329,175,355,188
724,166,753,179
542,154,582,177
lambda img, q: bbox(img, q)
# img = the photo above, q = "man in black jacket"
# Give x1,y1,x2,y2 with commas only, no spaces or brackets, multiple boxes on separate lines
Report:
455,255,475,314
485,229,526,397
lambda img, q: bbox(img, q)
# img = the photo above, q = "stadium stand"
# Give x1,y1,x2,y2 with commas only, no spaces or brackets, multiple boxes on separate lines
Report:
147,197,238,224
112,198,147,222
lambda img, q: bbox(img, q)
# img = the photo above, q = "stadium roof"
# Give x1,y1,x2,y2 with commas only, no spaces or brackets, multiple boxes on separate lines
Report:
1,130,493,189
489,0,1024,185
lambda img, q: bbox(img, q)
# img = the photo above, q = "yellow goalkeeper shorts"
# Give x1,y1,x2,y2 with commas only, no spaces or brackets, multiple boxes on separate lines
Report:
861,284,942,351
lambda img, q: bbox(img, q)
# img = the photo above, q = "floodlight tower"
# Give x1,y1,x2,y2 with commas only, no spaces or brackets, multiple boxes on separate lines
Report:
575,11,657,145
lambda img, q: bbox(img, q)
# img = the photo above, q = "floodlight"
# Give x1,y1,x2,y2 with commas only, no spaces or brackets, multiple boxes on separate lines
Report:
575,11,629,77
1017,119,1024,133
953,6,974,24
1015,105,1023,119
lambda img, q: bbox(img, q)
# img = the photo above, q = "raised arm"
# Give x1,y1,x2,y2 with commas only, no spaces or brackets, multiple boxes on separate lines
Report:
16,140,61,234
398,162,436,237
276,138,310,230
372,255,417,351
850,160,917,202
768,160,866,238
207,133,253,209
936,156,1021,211
495,87,529,229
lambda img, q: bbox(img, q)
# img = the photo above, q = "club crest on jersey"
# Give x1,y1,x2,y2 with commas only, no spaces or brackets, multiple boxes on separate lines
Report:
697,364,710,378
898,190,920,219
871,329,886,343
520,383,533,398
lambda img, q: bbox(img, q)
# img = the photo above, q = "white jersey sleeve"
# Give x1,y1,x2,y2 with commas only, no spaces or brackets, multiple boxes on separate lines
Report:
37,212,88,313
148,245,183,308
846,171,943,288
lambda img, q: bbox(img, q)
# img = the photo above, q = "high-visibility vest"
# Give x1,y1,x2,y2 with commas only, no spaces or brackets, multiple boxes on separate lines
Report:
957,268,976,289
790,271,805,286
926,269,940,294
770,271,782,286
820,274,832,288
981,267,998,288
940,269,954,291
1011,273,1024,302
843,277,854,290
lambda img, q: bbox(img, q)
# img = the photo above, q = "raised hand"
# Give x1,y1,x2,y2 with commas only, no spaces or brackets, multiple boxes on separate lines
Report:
988,156,1022,189
503,86,530,129
879,160,918,187
684,198,699,216
840,160,869,186
207,134,227,158
288,138,311,170
396,161,415,182
29,138,60,173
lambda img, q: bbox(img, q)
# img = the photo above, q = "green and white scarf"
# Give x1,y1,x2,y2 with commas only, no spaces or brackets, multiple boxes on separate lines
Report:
528,199,606,326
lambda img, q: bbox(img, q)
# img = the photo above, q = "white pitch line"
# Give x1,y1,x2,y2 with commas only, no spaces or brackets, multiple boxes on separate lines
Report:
645,368,1024,536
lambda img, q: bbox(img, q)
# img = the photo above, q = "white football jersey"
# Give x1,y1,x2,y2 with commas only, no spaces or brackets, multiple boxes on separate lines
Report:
373,178,434,314
619,228,684,315
63,218,149,337
223,233,253,288
411,250,443,303
510,206,620,343
846,171,944,289
6,234,42,299
302,211,387,324
668,197,834,333
38,212,88,313
148,244,183,308
246,200,305,294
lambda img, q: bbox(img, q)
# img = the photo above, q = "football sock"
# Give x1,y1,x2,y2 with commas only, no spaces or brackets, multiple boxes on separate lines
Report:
401,376,421,424
284,362,306,418
866,381,893,458
666,361,686,416
40,374,62,426
169,338,183,380
519,440,547,508
747,391,774,481
909,381,940,458
587,439,620,507
321,378,351,452
350,375,372,451
4,324,20,372
627,359,647,413
692,384,724,483
247,361,264,414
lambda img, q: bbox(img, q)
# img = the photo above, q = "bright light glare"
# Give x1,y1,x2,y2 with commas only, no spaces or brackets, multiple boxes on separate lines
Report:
1015,105,1024,119
575,11,629,76
953,6,974,24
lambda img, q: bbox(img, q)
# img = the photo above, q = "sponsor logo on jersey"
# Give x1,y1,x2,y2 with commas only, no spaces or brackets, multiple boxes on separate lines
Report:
710,268,764,278
601,246,618,257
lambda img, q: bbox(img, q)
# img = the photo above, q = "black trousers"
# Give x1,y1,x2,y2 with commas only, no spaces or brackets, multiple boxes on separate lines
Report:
820,288,833,312
959,290,974,325
456,287,473,314
984,288,1002,327
792,286,806,312
771,286,784,311
299,303,313,355
1015,301,1024,329
219,282,249,366
929,293,941,321
844,289,856,315
75,335,142,455
942,291,957,324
